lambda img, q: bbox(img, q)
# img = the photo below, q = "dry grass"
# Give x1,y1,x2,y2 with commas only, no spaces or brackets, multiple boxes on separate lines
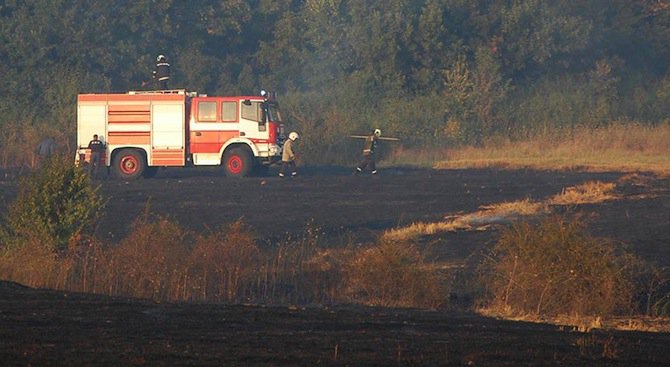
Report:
382,199,546,242
0,122,72,169
389,123,670,175
381,178,619,243
548,181,617,205
478,310,670,333
606,317,670,333
343,240,446,308
0,217,451,309
480,216,637,325
377,175,670,332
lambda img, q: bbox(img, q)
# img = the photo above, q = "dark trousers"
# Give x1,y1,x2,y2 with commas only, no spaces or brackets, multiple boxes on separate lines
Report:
357,154,376,172
279,161,297,176
158,79,169,90
89,152,101,178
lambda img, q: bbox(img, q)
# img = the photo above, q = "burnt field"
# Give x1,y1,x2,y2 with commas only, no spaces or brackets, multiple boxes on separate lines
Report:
1,166,670,366
93,166,670,264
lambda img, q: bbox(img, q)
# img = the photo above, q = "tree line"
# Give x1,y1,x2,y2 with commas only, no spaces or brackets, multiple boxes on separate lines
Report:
2,0,670,165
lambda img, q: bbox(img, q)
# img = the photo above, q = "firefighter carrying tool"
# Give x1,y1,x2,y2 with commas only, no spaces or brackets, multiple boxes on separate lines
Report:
75,89,286,179
351,129,399,175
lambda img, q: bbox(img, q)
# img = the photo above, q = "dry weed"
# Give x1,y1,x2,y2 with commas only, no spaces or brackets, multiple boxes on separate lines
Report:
381,199,545,242
548,181,616,205
344,240,446,308
479,216,635,318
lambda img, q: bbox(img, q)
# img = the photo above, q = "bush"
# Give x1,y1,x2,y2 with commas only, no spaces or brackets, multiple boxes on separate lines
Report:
479,216,635,318
254,220,346,305
628,258,670,317
1,156,103,254
344,240,446,309
1,203,451,308
187,220,262,303
102,213,191,301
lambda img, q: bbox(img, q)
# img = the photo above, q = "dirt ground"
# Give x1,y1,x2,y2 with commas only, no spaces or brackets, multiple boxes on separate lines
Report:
2,280,670,367
1,166,670,365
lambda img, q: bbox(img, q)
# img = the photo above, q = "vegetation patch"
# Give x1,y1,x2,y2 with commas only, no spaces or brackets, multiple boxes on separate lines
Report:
381,199,545,242
1,162,669,332
343,240,446,308
381,179,620,243
478,216,636,319
0,204,450,308
0,157,103,255
548,181,617,205
429,124,670,175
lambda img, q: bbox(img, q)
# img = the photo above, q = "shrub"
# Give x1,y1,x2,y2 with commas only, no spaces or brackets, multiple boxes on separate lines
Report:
628,257,670,317
1,156,103,254
187,220,262,303
1,203,452,308
479,216,635,318
257,220,336,304
102,212,191,302
344,240,446,309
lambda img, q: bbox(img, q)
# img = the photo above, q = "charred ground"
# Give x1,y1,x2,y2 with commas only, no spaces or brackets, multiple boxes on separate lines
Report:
1,166,669,366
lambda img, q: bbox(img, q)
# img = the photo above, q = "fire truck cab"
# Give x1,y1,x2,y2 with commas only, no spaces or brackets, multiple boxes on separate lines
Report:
76,89,285,179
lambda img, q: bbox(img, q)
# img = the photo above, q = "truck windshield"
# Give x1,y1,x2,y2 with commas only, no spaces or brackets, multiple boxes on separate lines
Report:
267,103,282,123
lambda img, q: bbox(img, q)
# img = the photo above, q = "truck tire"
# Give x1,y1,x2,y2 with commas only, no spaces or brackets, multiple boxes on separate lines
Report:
112,149,146,180
223,147,252,177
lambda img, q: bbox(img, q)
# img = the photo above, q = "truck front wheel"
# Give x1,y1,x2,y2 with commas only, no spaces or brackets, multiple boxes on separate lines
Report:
112,149,146,180
223,147,252,177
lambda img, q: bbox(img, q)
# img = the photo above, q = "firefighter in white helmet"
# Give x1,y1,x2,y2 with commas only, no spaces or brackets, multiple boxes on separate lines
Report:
152,54,171,90
355,128,381,175
279,131,299,177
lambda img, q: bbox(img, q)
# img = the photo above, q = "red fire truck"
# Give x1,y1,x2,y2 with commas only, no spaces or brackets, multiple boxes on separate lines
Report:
75,89,285,179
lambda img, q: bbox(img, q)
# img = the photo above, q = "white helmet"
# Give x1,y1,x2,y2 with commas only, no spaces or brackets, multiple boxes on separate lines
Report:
157,54,166,62
289,131,299,141
260,89,267,97
374,129,382,137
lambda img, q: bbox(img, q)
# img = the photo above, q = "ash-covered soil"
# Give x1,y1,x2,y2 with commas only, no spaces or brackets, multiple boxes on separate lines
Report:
1,166,669,365
2,280,670,366
90,166,669,266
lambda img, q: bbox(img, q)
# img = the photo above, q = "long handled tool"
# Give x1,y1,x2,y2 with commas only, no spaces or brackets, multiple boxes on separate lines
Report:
349,135,400,141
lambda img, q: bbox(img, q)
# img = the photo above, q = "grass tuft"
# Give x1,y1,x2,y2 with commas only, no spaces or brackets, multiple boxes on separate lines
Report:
548,181,617,205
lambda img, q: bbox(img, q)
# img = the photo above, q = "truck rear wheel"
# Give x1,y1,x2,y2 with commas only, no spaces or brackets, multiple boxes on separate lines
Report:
223,147,252,177
112,149,146,180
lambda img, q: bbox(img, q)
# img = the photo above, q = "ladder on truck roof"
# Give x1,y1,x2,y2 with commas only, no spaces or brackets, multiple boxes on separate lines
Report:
128,89,198,96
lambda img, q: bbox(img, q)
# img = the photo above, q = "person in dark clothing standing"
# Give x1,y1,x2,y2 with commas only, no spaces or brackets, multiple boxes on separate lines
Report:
355,129,381,175
152,54,171,90
88,134,105,178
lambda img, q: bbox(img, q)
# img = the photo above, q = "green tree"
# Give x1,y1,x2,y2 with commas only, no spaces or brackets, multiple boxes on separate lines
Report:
1,157,104,254
498,0,592,79
472,45,510,137
3,0,670,164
